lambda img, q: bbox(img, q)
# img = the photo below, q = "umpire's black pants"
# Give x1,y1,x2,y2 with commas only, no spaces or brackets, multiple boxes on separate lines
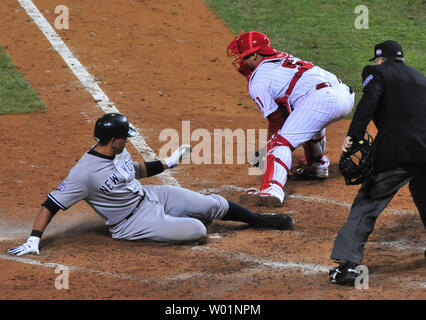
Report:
331,163,426,264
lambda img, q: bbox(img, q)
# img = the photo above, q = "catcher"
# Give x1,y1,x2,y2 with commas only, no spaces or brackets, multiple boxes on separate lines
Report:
227,30,354,207
329,40,426,286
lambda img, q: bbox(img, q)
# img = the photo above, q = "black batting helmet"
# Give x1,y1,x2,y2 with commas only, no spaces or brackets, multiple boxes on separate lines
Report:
94,113,136,144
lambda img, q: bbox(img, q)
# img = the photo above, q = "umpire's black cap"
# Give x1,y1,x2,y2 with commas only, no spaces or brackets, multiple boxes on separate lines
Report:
369,40,404,61
94,113,136,144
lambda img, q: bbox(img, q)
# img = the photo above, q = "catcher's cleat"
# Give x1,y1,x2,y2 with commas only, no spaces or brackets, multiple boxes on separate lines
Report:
251,213,294,230
240,187,284,208
240,188,261,206
292,155,330,179
258,192,283,207
329,261,360,286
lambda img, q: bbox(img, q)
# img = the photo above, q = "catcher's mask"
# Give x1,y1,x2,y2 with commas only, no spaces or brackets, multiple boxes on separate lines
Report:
94,113,136,145
339,133,374,185
227,30,277,79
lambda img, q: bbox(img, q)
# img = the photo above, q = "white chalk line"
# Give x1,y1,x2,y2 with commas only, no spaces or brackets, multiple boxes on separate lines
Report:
17,0,179,187
0,253,204,284
0,253,141,281
197,184,418,216
1,239,424,289
192,247,331,274
372,240,426,252
0,248,329,285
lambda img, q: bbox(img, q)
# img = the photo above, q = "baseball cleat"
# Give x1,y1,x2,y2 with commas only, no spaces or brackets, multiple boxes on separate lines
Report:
258,192,283,207
252,213,294,230
244,187,258,194
292,155,330,179
239,188,259,206
240,192,262,207
240,189,283,208
329,261,360,286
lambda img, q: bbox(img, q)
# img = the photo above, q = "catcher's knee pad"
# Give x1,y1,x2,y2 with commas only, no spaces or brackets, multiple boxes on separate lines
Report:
267,133,295,151
261,136,292,192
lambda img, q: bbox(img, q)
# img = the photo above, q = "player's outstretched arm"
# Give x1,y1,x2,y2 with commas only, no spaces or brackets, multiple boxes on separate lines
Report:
163,144,192,168
136,145,192,179
7,206,53,256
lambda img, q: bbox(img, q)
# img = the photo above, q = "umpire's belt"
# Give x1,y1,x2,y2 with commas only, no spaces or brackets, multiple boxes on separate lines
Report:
111,195,145,228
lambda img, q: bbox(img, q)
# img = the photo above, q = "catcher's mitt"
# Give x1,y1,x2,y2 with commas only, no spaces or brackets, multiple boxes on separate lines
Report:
339,133,374,185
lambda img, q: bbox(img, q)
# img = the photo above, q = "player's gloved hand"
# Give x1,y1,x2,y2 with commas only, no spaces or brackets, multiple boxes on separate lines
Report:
342,136,353,153
7,236,40,256
164,144,192,168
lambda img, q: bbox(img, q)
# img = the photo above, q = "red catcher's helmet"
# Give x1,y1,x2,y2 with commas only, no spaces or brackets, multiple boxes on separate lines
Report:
227,30,277,58
227,30,277,78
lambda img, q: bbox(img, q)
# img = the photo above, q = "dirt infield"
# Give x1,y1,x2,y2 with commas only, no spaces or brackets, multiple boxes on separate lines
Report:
0,0,424,301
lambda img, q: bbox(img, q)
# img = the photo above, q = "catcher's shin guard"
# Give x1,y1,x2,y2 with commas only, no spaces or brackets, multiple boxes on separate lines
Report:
259,134,292,203
302,129,327,165
293,131,329,179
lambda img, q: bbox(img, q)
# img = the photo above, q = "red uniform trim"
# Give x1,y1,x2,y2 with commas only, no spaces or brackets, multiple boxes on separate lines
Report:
261,153,276,190
276,60,314,112
267,107,287,134
270,180,284,189
268,133,295,151
256,97,265,110
274,157,290,173
315,81,331,90
248,51,289,83
274,97,291,114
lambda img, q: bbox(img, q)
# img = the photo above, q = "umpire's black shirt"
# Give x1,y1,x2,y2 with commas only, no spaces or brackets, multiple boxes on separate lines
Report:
347,60,426,173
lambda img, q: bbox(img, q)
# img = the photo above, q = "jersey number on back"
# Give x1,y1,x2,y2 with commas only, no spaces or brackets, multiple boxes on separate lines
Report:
281,58,314,69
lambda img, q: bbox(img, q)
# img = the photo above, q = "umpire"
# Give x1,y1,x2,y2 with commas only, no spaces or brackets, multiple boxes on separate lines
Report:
329,40,426,286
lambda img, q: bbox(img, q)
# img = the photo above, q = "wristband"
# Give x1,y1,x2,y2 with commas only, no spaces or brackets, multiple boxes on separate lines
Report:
31,230,43,238
145,160,165,177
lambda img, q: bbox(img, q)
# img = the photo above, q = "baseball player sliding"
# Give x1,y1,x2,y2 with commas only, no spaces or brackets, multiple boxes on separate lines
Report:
227,31,355,207
8,113,293,256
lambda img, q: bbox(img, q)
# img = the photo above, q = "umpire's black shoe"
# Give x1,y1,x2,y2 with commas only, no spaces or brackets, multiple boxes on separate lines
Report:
252,213,294,230
329,261,360,286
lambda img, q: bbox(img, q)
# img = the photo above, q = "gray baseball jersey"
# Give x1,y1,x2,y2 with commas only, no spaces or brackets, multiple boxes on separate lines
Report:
48,147,229,241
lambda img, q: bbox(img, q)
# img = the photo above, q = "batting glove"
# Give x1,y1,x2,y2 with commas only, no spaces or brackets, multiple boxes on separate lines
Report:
7,236,40,256
164,144,192,168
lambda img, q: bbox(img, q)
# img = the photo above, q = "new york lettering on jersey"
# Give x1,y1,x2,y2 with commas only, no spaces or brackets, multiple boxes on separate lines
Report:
99,153,136,193
98,172,121,193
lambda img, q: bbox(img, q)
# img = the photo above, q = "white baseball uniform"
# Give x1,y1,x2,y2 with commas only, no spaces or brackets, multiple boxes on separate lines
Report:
249,53,355,201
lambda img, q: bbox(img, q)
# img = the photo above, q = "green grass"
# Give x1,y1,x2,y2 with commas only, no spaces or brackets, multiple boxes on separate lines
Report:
205,0,425,115
0,44,46,114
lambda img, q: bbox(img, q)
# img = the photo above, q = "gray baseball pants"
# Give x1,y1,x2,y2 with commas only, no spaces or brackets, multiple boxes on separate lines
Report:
331,163,426,264
109,185,229,242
